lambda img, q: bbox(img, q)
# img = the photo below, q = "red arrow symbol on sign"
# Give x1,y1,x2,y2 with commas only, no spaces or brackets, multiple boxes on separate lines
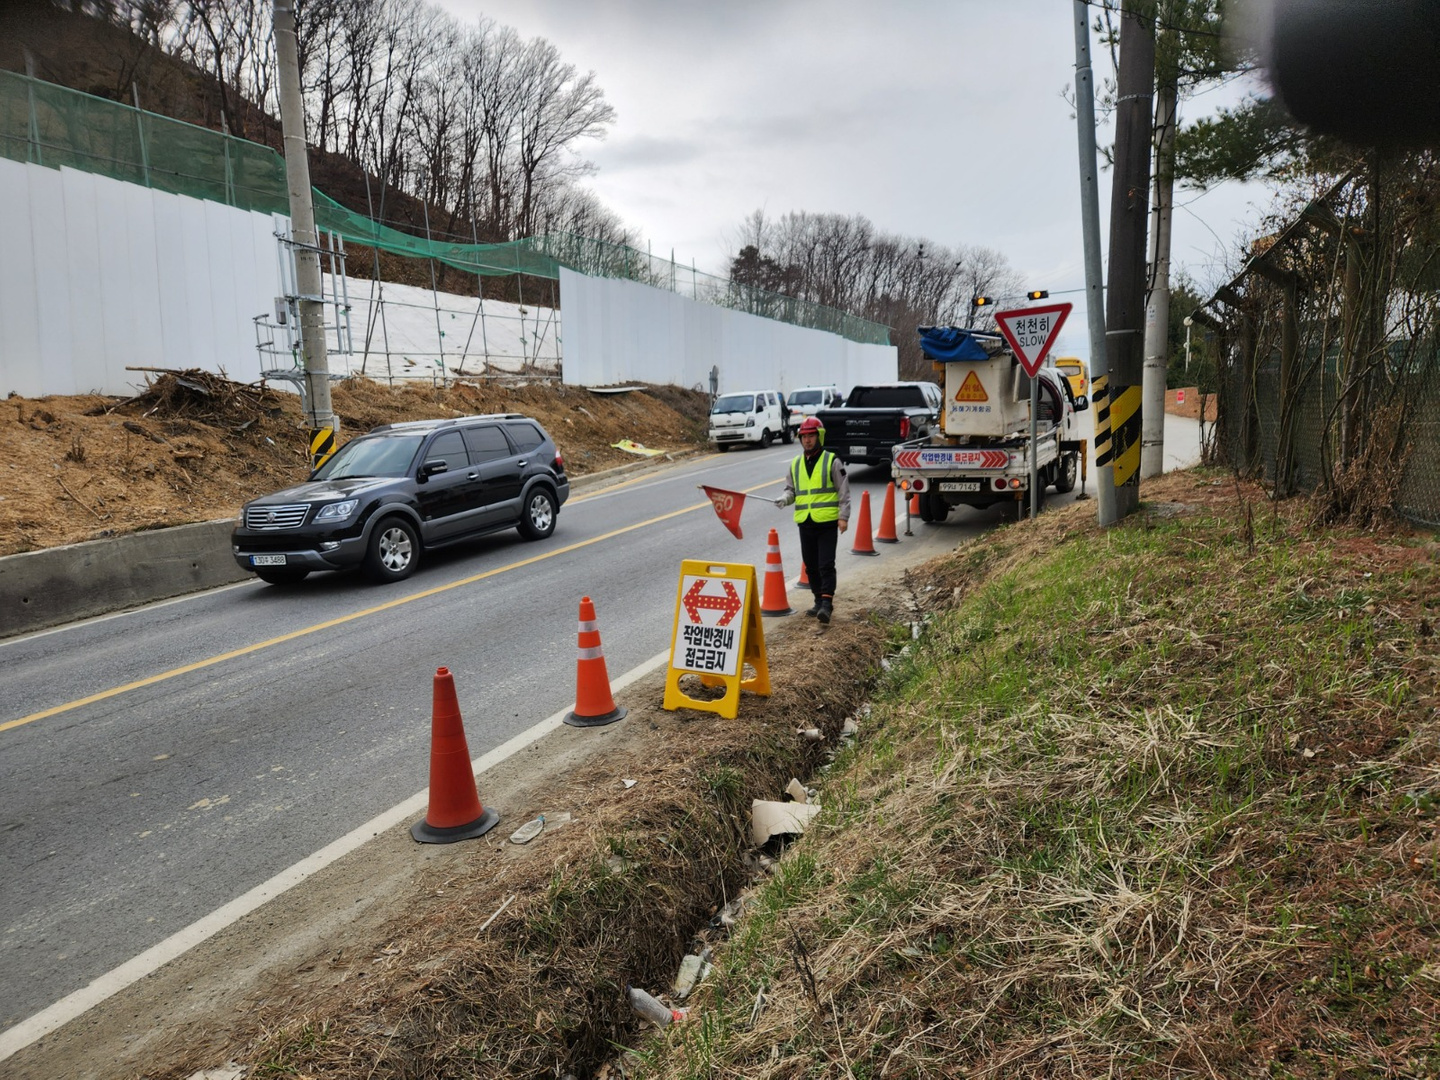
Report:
894,450,919,469
683,579,743,625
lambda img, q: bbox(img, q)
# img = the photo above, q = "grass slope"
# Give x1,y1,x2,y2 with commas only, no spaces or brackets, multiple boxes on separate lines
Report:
637,478,1440,1079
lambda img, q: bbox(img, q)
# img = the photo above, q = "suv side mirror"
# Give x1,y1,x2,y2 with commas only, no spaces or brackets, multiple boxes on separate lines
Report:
421,459,449,478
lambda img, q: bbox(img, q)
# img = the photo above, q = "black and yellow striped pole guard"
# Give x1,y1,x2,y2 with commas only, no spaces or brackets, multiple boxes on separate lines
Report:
309,426,337,471
1091,375,1142,486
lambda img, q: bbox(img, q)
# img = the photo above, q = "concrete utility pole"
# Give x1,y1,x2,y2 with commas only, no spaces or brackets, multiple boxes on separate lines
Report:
1072,0,1117,525
273,0,337,469
1099,0,1155,521
1140,49,1177,480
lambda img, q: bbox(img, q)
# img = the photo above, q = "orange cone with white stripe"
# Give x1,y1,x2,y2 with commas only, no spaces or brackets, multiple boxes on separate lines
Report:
875,482,899,543
909,493,921,515
851,490,879,556
760,528,794,616
412,666,500,844
565,596,628,728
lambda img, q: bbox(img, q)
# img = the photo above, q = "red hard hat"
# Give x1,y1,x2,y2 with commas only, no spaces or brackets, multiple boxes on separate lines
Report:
798,416,824,437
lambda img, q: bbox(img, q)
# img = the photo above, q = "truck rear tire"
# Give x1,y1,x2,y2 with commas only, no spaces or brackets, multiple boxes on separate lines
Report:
924,490,949,523
1053,452,1079,493
760,428,774,448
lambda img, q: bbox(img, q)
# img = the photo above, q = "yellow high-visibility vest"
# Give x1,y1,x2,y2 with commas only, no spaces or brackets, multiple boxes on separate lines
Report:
791,450,839,523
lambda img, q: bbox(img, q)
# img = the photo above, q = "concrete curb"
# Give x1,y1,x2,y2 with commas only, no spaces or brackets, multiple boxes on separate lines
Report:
0,453,694,641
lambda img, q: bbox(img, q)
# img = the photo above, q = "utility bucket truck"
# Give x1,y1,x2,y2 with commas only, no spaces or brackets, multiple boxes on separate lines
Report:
891,327,1087,522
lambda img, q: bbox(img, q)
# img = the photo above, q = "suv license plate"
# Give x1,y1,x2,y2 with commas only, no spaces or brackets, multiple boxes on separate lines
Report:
251,554,287,567
849,445,867,457
939,481,980,493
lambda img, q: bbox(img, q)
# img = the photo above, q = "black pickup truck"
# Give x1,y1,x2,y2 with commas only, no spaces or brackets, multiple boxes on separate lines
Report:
816,382,944,467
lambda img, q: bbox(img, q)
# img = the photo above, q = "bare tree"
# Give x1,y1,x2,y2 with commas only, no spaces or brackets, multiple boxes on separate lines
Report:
511,37,615,238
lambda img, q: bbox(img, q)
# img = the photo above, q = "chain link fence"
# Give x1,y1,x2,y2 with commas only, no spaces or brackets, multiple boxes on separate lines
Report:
1202,174,1440,530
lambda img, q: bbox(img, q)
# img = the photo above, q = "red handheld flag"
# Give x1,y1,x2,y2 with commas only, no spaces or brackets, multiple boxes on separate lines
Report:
700,485,747,539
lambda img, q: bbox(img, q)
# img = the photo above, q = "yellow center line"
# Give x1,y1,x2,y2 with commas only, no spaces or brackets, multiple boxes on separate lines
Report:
1,477,783,735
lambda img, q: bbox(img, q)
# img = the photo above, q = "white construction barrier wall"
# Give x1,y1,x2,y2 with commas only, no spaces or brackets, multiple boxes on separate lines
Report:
559,267,896,394
0,157,278,397
0,156,895,400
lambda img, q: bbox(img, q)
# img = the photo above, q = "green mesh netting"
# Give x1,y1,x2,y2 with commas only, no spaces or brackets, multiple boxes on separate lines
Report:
0,68,890,345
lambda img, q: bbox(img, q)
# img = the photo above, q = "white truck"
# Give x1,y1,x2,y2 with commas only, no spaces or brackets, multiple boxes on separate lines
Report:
708,388,794,450
890,327,1088,521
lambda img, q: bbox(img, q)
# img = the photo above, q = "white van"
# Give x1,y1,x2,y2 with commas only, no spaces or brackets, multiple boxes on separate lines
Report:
786,385,843,421
709,389,793,451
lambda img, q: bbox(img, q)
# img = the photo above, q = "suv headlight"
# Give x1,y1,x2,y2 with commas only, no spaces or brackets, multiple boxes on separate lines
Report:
313,499,358,522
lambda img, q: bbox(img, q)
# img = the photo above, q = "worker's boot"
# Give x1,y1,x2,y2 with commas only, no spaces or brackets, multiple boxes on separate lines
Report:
805,597,823,618
817,597,833,624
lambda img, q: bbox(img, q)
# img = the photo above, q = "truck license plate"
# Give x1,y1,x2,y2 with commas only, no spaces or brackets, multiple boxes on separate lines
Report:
849,445,867,457
939,481,980,493
251,554,287,566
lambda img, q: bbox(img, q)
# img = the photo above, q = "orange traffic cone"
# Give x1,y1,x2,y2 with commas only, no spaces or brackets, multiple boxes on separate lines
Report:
412,667,500,844
760,528,794,616
875,482,899,543
908,493,921,515
851,490,879,556
798,560,810,587
564,596,628,727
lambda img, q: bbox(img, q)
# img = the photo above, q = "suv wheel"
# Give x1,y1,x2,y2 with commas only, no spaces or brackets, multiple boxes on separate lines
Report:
256,567,309,586
365,516,419,582
517,487,557,541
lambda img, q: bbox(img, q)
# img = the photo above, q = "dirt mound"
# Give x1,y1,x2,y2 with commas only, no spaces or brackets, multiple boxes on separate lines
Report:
0,374,711,558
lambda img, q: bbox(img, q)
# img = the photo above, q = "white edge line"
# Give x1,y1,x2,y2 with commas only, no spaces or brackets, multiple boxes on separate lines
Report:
0,646,673,1063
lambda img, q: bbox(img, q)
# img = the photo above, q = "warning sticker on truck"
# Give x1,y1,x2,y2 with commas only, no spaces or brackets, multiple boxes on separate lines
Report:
893,448,1011,470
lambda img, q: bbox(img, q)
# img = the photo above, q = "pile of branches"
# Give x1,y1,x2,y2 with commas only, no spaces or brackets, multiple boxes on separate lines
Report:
92,368,286,428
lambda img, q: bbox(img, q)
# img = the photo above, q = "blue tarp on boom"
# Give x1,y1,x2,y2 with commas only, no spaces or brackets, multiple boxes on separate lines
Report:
918,326,996,362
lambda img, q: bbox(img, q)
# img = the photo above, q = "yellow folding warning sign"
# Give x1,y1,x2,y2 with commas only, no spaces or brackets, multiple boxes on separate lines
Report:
662,560,771,720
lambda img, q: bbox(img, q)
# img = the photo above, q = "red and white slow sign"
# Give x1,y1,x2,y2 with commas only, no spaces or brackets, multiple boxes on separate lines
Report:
994,302,1073,377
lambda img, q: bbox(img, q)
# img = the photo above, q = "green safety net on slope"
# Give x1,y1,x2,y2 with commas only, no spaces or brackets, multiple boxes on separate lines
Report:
0,69,890,345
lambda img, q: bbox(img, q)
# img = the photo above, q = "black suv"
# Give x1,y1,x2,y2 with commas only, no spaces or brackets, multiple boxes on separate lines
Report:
231,413,569,585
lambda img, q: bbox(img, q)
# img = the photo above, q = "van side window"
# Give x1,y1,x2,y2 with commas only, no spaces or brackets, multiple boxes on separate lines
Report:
505,423,544,454
464,424,512,463
425,430,469,472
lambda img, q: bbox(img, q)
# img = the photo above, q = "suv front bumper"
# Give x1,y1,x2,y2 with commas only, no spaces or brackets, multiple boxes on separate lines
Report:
231,530,369,573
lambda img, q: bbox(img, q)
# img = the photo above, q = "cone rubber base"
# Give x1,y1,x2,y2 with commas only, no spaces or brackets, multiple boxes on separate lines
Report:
564,704,628,728
875,536,899,544
411,804,499,845
762,605,794,617
852,549,879,556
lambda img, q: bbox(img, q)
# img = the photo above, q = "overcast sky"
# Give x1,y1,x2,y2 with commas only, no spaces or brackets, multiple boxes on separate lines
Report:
436,0,1274,363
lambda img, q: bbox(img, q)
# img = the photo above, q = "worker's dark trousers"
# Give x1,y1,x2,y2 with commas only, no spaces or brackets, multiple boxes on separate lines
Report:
796,519,839,600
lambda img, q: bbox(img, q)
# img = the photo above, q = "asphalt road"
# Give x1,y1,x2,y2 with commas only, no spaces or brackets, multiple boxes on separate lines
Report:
0,416,1200,1040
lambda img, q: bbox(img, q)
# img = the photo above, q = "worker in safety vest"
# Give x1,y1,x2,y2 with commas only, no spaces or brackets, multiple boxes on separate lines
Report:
777,416,850,623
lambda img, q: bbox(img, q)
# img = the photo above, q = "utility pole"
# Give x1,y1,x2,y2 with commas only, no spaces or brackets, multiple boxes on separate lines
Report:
1099,0,1155,521
1072,0,1116,524
1140,25,1177,480
273,0,337,469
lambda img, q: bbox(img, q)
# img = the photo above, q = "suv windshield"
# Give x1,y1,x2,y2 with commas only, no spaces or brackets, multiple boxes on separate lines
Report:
313,434,424,480
712,394,756,413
